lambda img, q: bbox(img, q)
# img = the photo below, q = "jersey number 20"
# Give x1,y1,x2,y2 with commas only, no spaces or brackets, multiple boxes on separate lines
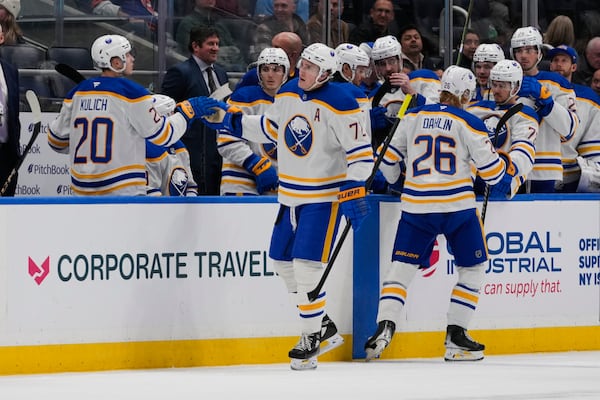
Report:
73,117,114,164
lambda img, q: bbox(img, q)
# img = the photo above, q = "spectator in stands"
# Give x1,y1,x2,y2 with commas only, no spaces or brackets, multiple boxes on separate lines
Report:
81,0,158,35
250,0,308,61
0,0,23,45
175,0,245,71
254,0,310,22
573,37,600,86
0,22,21,196
307,0,349,48
544,15,575,48
591,69,600,96
161,27,230,195
348,0,397,45
454,29,480,69
398,24,441,73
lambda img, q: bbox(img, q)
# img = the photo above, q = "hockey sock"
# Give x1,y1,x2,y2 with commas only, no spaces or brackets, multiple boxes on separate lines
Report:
376,261,419,325
447,262,486,328
295,258,326,334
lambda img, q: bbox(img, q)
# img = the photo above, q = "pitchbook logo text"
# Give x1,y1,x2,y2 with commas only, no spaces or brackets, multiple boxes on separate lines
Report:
29,257,50,285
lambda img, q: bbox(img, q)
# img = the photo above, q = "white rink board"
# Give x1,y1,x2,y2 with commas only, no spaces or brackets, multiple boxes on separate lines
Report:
379,200,600,332
0,201,353,346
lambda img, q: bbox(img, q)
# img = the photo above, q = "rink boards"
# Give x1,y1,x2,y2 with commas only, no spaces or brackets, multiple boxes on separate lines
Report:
0,195,599,374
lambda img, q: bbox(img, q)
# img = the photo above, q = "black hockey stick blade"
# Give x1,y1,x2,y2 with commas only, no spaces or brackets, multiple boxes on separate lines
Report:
55,63,86,84
481,102,524,223
0,91,42,196
307,94,415,302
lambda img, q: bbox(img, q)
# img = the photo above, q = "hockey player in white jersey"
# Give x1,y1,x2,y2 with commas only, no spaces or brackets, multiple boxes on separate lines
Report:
511,26,579,193
200,43,374,370
369,35,441,147
48,34,220,196
146,94,198,196
364,66,516,362
548,45,600,192
468,60,540,198
216,47,287,195
471,43,505,102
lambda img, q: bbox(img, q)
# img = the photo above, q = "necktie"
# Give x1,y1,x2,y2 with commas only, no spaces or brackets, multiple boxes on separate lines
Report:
206,66,217,94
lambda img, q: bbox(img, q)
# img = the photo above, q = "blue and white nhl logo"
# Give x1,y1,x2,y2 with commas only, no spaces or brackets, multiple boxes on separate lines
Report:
285,115,313,156
168,167,189,196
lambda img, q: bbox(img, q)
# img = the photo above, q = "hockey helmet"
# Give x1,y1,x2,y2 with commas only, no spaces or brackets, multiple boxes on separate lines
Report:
299,43,337,84
0,0,20,17
371,35,401,61
91,34,132,73
510,26,543,62
473,43,505,64
441,65,476,101
256,47,290,85
490,60,523,100
335,43,371,82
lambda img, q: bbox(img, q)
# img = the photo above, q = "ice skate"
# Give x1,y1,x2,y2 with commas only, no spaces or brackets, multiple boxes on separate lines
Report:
444,325,485,361
319,314,344,355
364,320,395,361
289,331,320,370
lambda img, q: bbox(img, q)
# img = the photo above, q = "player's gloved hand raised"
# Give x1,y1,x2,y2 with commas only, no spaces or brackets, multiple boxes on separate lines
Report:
370,106,390,131
200,105,243,136
243,154,278,194
490,151,518,199
518,76,553,117
175,97,223,123
338,181,371,230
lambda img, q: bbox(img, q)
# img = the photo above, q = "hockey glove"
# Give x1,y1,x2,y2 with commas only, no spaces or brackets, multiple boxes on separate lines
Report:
201,107,243,136
370,169,388,194
175,97,222,123
370,106,390,131
518,77,554,117
338,181,371,231
490,151,518,199
243,154,278,194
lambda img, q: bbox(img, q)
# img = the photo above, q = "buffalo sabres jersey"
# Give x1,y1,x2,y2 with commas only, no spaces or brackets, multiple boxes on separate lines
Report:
217,85,278,195
468,100,540,195
561,84,600,185
380,103,507,213
520,71,578,181
146,140,197,196
236,79,374,206
375,69,441,118
48,77,187,195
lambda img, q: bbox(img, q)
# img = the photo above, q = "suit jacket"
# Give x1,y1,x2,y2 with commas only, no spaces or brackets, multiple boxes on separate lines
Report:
0,59,21,196
161,57,228,195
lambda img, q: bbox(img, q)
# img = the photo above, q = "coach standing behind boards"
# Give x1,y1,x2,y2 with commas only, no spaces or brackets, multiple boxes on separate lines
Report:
0,23,21,196
161,26,229,195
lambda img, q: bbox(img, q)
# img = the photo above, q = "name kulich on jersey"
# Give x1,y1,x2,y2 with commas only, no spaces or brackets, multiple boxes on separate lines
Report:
48,77,188,196
233,79,374,206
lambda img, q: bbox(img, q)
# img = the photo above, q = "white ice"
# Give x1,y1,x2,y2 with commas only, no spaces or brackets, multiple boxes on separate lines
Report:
1,351,599,399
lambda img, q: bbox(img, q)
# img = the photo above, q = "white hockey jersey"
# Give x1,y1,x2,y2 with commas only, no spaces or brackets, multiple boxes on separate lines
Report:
380,103,507,213
146,140,197,196
48,77,188,196
468,100,540,195
235,79,374,206
217,85,278,195
561,84,600,185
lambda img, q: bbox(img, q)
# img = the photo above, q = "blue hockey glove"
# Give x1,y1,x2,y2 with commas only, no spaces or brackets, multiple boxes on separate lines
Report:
370,169,388,194
338,181,371,230
243,154,278,194
201,106,243,136
370,106,390,131
490,151,518,199
175,97,222,123
518,77,554,117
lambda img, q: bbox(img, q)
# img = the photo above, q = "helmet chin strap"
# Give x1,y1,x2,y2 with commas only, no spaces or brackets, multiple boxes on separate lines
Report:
109,59,127,74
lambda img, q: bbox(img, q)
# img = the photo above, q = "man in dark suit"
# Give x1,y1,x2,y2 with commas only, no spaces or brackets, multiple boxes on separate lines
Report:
161,26,229,195
0,24,21,196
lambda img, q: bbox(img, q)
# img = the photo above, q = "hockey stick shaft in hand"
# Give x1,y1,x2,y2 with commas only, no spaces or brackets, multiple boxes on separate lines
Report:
55,63,86,84
307,94,415,302
0,91,42,196
481,102,524,224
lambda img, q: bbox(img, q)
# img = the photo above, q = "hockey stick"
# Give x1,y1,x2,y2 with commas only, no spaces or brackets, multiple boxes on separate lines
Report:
455,0,475,66
0,91,42,196
480,102,524,224
55,63,85,84
307,94,415,302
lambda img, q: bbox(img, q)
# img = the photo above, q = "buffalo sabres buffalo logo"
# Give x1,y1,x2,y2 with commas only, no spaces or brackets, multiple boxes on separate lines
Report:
285,115,313,156
482,114,510,148
168,167,189,196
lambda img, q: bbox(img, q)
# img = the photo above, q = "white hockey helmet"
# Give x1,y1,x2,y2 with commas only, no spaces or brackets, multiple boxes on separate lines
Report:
441,65,476,101
299,43,337,85
335,43,370,82
359,42,374,59
490,60,523,101
473,43,505,64
510,26,543,62
152,94,176,117
256,47,290,84
371,35,401,61
91,34,132,73
0,0,20,17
